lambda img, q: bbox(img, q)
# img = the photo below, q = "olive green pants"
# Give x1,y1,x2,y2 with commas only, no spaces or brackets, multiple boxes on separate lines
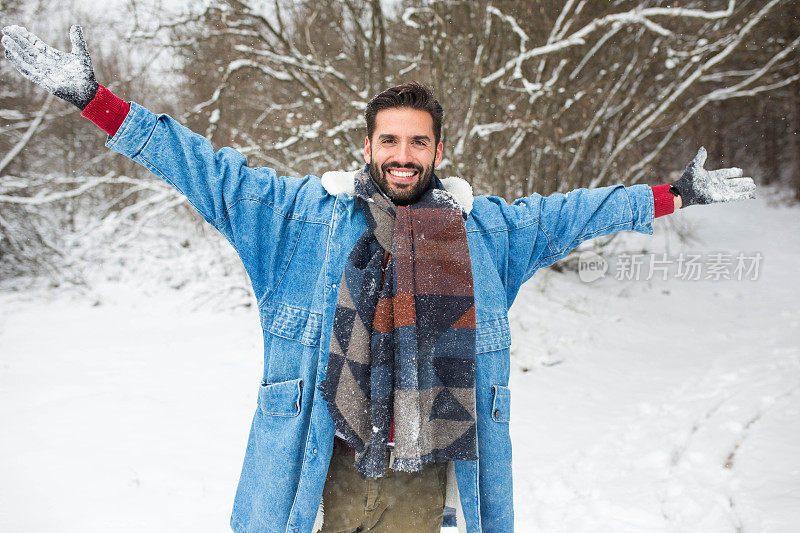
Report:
320,440,448,532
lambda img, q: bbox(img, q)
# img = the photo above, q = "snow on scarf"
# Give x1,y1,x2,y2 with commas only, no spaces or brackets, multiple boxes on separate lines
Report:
321,166,477,477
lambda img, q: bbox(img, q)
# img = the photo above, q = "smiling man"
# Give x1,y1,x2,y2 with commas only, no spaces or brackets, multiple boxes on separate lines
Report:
2,25,756,533
365,104,443,205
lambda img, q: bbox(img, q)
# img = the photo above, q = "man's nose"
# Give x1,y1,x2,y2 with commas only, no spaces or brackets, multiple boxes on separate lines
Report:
394,142,412,164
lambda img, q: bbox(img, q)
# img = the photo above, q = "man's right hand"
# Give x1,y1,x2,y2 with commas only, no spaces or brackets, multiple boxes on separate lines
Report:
2,25,99,110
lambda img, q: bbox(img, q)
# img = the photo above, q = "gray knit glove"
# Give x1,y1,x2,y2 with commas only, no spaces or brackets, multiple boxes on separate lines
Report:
2,25,98,110
670,147,756,208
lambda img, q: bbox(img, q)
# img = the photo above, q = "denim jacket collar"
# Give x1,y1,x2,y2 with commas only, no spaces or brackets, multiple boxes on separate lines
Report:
320,168,475,214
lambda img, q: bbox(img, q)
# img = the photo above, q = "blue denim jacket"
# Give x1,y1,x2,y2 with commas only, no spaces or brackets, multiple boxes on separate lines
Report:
106,103,655,533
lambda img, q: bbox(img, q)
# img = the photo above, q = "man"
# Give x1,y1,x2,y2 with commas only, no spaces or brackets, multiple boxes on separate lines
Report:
2,25,755,533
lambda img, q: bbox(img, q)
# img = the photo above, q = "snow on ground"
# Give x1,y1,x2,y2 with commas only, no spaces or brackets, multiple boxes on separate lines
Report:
1,188,798,532
509,189,800,532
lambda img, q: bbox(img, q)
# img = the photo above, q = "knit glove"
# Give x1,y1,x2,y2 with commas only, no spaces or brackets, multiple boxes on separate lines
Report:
2,25,99,110
670,147,756,208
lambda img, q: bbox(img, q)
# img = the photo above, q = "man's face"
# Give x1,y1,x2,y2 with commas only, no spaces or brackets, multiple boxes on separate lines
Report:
364,107,443,205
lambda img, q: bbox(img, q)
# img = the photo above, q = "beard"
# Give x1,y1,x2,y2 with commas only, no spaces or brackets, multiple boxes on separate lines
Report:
368,156,435,206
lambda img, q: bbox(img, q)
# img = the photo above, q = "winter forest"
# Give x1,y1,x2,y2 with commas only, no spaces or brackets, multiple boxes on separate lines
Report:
1,0,799,531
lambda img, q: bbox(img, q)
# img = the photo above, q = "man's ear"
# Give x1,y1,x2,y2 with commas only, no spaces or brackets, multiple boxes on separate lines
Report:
434,141,443,168
363,137,371,164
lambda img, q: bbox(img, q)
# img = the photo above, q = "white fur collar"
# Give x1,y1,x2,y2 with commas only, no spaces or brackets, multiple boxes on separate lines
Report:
320,169,474,215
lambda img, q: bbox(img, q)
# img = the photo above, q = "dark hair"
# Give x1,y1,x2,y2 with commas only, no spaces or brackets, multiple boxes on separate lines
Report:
365,82,444,145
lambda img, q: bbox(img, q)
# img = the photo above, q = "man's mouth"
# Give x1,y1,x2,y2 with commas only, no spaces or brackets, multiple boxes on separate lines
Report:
385,167,419,183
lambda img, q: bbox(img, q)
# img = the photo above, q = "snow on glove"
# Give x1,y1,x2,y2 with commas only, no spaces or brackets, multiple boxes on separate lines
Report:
670,147,756,208
2,25,98,110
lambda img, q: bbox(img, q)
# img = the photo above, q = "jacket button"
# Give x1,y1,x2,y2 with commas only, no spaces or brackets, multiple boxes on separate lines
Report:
494,409,501,419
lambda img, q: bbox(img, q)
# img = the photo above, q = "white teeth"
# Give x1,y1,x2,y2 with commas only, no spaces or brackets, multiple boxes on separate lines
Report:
389,169,416,177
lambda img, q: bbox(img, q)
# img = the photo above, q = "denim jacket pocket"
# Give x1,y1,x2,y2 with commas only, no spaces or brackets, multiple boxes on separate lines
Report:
258,378,303,417
260,303,323,383
490,385,511,423
475,314,512,354
262,303,323,347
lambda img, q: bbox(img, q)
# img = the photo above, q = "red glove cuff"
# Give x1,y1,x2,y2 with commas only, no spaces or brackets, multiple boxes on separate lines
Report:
80,85,130,137
651,183,676,218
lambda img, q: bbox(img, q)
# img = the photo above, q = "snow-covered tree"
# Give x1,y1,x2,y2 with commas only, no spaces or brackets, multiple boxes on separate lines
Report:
2,0,798,281
0,3,182,281
128,0,799,199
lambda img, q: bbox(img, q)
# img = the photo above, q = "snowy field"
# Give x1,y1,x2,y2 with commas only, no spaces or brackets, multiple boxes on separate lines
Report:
1,188,798,532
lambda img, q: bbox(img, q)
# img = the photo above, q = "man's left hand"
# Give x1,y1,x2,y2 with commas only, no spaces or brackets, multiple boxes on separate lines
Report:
670,147,756,208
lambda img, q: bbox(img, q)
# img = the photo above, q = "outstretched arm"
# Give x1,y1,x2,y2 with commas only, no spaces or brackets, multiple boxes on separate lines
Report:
2,24,322,304
1,25,275,232
497,148,756,301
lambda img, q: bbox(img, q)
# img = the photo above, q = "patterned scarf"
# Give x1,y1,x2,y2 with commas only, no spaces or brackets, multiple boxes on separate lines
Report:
321,166,477,478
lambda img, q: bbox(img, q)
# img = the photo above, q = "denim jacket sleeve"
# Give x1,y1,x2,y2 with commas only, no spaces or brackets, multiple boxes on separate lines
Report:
103,102,322,302
105,102,284,242
502,184,654,299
